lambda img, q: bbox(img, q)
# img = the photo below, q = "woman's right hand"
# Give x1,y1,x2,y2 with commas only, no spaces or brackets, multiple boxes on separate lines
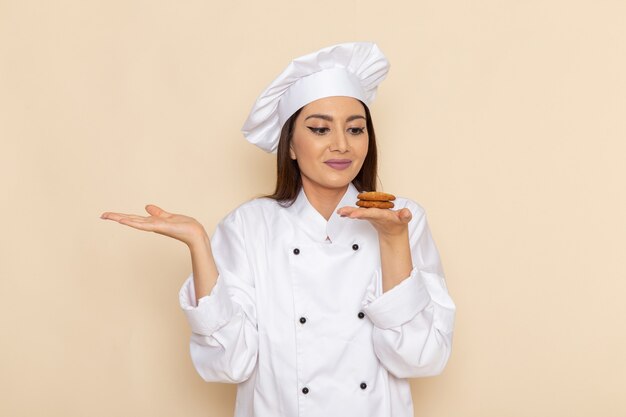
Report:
101,204,207,248
102,204,218,302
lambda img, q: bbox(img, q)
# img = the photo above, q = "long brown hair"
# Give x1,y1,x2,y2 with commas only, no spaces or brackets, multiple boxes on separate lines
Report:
266,100,378,206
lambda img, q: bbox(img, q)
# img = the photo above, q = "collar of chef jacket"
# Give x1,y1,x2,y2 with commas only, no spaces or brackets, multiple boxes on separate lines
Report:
285,182,364,244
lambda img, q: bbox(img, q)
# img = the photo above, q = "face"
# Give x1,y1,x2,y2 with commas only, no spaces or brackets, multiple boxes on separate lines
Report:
289,96,369,193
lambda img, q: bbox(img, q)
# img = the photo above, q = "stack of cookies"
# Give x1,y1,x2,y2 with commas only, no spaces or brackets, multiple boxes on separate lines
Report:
356,191,396,209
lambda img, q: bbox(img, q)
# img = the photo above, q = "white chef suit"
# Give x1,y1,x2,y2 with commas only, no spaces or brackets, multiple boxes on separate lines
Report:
179,183,456,417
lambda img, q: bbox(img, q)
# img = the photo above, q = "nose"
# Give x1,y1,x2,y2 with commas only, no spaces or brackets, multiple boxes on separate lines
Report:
329,129,349,153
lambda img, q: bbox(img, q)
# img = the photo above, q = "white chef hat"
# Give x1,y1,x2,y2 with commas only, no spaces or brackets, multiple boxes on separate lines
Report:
241,42,390,153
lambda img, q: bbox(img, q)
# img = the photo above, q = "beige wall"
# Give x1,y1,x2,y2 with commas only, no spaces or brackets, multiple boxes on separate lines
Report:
1,0,625,416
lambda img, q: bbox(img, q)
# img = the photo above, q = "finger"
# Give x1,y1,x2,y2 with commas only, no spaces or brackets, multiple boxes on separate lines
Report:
338,206,392,220
346,208,376,219
109,214,150,222
101,212,144,222
397,208,412,223
339,206,412,227
122,216,150,222
337,206,358,217
118,218,157,232
101,211,118,220
145,204,170,218
337,206,377,219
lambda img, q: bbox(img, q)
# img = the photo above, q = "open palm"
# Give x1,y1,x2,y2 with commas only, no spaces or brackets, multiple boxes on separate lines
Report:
100,204,206,247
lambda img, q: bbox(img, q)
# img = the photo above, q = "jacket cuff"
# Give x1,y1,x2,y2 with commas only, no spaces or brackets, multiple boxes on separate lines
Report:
361,267,432,330
179,274,234,336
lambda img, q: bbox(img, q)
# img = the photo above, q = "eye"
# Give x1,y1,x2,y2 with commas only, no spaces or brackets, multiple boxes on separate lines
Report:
348,127,366,135
307,127,330,135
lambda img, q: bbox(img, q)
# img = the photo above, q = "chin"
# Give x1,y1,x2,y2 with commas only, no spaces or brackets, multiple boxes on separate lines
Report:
319,175,355,190
302,168,359,191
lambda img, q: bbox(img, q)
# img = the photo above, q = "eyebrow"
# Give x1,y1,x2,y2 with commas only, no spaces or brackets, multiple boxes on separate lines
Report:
304,114,366,122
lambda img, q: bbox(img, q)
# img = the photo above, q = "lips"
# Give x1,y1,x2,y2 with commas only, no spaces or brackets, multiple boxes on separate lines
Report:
324,159,352,170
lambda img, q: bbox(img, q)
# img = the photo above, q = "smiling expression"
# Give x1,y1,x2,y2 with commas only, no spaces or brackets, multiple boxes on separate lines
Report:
289,96,369,193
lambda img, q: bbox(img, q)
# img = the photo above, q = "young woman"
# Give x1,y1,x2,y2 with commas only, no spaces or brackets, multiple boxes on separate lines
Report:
101,42,455,417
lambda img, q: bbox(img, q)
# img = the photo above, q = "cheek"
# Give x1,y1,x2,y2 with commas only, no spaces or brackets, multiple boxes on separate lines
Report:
354,136,369,159
292,137,324,161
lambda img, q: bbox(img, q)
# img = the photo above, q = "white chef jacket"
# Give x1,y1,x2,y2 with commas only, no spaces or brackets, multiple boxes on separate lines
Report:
179,183,455,417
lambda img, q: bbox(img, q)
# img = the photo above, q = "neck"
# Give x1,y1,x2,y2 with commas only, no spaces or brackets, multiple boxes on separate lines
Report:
301,179,349,221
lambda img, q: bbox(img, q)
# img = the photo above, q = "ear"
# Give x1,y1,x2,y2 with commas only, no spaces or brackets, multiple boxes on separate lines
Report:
289,145,297,160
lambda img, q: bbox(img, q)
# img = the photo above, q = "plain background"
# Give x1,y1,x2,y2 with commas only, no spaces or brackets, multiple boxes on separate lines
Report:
1,1,625,416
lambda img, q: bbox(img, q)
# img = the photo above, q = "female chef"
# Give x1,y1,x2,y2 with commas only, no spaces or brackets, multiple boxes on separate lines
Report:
101,42,456,417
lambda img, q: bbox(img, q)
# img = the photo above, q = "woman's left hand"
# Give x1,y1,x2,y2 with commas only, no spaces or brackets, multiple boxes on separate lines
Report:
336,206,412,239
338,205,414,292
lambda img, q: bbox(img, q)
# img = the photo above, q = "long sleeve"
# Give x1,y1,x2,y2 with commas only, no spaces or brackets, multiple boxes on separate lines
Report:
361,201,456,378
179,211,259,383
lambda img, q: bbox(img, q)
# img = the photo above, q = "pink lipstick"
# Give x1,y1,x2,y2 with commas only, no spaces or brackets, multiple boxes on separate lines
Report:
324,159,352,170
